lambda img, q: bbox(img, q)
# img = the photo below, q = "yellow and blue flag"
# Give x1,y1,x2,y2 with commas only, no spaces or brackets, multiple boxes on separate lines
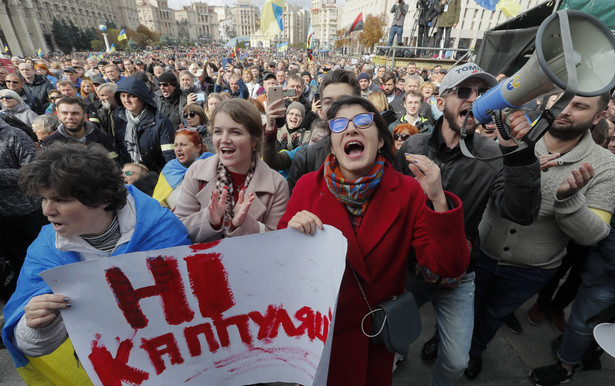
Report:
277,41,288,52
153,153,213,208
37,48,42,57
3,44,9,54
107,43,116,53
97,51,104,60
475,0,522,17
118,29,127,41
261,0,285,39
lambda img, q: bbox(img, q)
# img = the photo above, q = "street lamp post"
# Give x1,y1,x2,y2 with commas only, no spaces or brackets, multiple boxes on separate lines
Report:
99,25,110,52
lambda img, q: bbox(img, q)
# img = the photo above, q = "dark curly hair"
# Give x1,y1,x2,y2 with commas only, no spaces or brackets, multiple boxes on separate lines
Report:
326,95,396,167
19,142,127,211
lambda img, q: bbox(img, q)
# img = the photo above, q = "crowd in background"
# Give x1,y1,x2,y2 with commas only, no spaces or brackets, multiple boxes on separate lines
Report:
2,45,615,386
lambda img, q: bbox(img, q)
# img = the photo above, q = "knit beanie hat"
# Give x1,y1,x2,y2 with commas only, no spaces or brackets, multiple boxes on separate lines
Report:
158,72,179,88
287,102,305,117
358,72,370,81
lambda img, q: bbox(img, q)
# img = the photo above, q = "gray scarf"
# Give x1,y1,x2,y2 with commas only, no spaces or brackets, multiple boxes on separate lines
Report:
125,108,146,163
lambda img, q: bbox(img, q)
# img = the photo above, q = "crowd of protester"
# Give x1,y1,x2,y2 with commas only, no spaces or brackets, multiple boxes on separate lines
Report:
1,45,615,385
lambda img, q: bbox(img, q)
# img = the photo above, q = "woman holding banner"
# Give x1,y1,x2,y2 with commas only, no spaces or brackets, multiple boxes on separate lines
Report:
1,142,192,384
279,96,469,385
174,98,289,243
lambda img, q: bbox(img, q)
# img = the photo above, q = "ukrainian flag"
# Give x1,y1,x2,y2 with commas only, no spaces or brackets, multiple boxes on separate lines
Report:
261,0,285,40
4,44,9,53
37,48,42,57
153,152,213,209
107,43,116,53
277,41,288,52
118,29,127,41
475,0,521,17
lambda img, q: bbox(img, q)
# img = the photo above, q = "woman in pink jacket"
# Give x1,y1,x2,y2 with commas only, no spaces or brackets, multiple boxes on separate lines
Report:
175,98,289,243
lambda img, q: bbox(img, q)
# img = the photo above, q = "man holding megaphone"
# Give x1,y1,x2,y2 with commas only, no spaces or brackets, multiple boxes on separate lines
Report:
396,62,542,385
469,92,615,382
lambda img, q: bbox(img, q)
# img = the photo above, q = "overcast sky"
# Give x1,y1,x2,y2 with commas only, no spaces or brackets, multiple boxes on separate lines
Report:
167,0,332,11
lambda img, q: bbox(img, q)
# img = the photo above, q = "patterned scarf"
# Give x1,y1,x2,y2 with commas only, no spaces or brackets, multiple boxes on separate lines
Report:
215,155,256,230
324,153,385,226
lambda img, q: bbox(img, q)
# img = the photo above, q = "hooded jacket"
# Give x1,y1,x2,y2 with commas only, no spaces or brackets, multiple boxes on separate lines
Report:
1,103,38,127
113,77,175,172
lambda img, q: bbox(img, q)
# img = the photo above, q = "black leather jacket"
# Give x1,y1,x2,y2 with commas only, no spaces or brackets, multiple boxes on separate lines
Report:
396,118,541,270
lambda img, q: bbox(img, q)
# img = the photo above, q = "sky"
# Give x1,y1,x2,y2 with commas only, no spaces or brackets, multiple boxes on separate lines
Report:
167,0,330,11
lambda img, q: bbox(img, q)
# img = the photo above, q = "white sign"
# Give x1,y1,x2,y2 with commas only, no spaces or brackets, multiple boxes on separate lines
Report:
41,226,347,385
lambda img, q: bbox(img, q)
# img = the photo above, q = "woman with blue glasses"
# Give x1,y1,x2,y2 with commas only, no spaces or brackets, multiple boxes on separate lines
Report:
278,95,469,385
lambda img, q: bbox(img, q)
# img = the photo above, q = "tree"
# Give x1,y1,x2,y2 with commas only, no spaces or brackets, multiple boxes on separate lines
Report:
358,13,387,51
334,29,351,50
51,18,72,53
126,38,139,53
136,25,160,45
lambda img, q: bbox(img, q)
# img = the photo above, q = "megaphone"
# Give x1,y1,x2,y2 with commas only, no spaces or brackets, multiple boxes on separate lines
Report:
594,323,615,358
473,10,615,125
460,10,615,160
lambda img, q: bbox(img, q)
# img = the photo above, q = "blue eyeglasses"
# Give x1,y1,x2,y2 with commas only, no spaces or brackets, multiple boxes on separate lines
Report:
328,112,375,133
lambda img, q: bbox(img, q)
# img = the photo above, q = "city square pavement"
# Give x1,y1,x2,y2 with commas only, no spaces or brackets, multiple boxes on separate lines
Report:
1,295,614,385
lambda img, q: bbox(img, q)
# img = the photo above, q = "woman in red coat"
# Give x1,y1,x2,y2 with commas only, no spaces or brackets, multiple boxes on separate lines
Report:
278,96,469,385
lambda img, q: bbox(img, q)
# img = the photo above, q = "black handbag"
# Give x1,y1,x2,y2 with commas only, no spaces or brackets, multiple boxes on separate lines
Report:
352,269,422,357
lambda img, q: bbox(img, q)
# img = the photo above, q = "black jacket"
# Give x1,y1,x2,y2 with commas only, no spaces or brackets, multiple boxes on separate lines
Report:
396,118,541,270
155,88,189,130
24,74,54,106
288,136,330,191
43,121,114,154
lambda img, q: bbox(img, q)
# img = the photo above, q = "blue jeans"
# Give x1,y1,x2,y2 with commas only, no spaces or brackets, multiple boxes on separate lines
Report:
558,276,615,365
387,25,403,46
406,270,475,386
470,253,557,356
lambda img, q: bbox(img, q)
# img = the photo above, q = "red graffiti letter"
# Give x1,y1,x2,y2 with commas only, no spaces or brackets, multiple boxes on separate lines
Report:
315,309,332,343
270,307,301,339
213,315,253,347
105,256,194,329
184,322,220,356
140,333,185,375
248,305,278,341
185,253,235,318
294,306,316,340
88,334,149,386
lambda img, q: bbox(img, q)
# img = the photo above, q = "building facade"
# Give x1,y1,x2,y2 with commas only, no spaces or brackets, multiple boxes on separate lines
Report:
280,3,309,46
231,0,259,38
310,0,339,50
174,1,217,43
136,0,176,38
1,0,117,56
111,0,140,30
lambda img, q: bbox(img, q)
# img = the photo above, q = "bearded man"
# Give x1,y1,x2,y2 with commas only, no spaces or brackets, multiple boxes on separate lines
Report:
467,92,615,381
396,62,542,385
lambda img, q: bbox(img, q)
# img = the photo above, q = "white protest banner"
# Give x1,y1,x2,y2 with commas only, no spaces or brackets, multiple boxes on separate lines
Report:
40,226,347,385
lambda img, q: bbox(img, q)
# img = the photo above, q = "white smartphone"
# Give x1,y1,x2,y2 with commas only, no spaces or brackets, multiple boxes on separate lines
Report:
267,86,283,106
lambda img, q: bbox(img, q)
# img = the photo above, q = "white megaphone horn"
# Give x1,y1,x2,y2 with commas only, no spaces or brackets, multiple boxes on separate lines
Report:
463,10,615,160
